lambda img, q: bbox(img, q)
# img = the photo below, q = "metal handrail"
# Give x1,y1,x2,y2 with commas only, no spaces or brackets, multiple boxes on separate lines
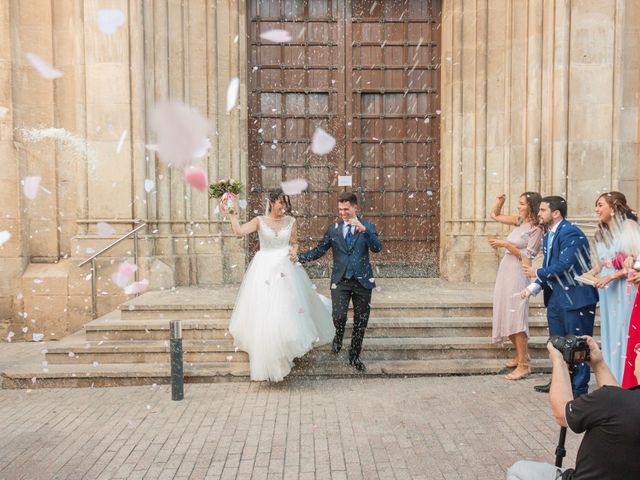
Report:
78,221,147,318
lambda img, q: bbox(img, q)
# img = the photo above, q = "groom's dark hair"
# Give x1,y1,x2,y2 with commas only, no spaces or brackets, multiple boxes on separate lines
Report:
338,192,358,205
541,195,567,218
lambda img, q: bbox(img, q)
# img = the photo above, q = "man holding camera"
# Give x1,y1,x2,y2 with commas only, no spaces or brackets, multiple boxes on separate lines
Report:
521,196,598,396
507,336,640,479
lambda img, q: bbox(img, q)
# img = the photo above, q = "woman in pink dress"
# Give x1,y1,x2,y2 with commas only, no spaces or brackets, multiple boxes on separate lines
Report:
489,192,543,380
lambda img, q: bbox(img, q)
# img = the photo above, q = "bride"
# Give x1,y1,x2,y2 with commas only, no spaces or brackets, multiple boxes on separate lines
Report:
227,188,335,381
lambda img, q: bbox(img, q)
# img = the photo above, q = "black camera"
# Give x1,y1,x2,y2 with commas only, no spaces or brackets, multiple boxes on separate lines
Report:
550,335,590,365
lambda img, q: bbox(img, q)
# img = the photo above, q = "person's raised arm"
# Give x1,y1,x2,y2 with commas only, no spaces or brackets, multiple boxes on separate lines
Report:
229,212,259,236
584,336,619,387
547,341,573,428
489,193,519,226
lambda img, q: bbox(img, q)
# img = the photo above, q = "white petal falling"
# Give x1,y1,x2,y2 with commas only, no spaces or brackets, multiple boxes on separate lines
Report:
226,77,240,113
144,179,155,192
96,222,115,236
111,272,129,289
193,137,211,158
0,230,10,248
26,53,63,79
0,106,8,118
97,9,126,35
260,29,292,43
281,178,309,196
116,129,127,154
184,165,208,192
145,144,159,152
124,279,149,295
149,100,211,166
238,199,248,210
311,127,336,155
22,176,41,200
32,333,44,342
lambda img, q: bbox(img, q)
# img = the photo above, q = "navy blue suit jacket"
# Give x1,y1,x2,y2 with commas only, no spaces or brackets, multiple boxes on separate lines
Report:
535,219,598,310
298,218,382,289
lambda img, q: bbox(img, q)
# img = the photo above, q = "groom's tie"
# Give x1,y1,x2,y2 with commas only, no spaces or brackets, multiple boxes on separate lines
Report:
544,230,555,267
345,224,354,249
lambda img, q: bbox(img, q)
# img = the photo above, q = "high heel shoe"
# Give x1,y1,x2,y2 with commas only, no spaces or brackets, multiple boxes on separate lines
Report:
505,363,531,380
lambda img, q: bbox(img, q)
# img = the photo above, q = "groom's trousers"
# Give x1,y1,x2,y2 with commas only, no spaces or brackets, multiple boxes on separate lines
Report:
331,278,372,359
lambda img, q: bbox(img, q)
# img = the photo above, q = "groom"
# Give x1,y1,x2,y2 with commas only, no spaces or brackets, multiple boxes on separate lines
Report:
298,192,382,371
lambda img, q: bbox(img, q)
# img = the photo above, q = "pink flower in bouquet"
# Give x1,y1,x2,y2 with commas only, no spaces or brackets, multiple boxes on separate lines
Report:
219,192,238,214
612,251,628,270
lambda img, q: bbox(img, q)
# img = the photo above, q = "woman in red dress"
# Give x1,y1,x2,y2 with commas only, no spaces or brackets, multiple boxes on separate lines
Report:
622,260,640,388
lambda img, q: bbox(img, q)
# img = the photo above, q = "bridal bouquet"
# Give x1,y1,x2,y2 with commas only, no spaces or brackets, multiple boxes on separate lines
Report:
209,178,243,215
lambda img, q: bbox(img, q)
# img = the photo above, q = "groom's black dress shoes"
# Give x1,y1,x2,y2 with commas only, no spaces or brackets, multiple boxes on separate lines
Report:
332,336,342,354
534,381,551,393
349,356,366,372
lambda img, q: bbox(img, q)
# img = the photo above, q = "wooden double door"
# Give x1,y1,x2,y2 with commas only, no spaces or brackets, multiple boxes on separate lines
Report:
248,0,441,276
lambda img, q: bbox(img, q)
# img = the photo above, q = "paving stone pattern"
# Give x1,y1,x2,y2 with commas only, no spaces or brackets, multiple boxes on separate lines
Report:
0,374,581,480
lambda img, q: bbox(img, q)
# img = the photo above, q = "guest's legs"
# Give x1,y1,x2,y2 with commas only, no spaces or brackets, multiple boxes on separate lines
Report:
506,332,531,380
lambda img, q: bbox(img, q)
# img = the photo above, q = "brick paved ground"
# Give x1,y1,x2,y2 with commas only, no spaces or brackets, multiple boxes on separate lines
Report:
0,361,581,480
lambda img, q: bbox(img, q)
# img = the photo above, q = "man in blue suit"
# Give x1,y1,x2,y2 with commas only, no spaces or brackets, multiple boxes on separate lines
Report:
521,196,598,396
298,192,383,371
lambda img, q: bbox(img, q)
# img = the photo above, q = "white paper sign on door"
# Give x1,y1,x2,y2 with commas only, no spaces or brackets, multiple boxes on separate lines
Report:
338,175,353,187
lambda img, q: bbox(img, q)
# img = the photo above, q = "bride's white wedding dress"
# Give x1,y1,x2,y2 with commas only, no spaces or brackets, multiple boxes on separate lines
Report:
229,215,335,381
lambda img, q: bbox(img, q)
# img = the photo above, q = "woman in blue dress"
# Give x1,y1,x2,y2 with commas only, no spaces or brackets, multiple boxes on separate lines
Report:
582,192,639,382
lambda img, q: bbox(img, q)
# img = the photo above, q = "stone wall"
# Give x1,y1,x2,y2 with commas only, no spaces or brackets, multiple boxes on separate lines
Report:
440,0,640,282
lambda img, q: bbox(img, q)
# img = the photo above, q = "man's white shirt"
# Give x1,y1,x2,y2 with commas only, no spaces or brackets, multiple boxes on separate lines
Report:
526,220,561,296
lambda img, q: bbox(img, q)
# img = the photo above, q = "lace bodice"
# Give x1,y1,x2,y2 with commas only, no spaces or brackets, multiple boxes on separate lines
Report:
257,216,295,250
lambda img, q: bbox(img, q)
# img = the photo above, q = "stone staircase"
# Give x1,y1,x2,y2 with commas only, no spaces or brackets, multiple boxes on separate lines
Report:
2,280,597,388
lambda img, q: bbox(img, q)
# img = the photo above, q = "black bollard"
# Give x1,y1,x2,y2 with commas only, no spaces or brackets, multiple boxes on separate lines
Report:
170,320,184,401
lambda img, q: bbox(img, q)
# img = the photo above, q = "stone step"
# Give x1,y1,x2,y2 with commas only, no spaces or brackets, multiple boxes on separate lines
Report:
85,316,557,341
1,358,553,389
45,334,555,365
119,302,549,320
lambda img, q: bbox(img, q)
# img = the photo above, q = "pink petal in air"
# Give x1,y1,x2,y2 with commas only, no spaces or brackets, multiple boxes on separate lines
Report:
97,222,115,236
184,165,208,192
118,261,138,278
124,279,148,295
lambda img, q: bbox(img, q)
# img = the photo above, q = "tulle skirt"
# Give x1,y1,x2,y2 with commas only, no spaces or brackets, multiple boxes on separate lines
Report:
229,247,335,381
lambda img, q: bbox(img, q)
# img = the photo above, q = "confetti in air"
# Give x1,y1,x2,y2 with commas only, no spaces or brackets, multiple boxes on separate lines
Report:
281,178,308,196
26,53,63,79
311,127,336,155
0,230,10,248
0,106,8,118
116,129,127,154
260,29,292,43
96,222,115,236
144,179,155,192
124,279,149,295
184,165,208,192
97,9,126,35
149,100,210,166
226,77,240,112
18,128,97,171
22,176,41,200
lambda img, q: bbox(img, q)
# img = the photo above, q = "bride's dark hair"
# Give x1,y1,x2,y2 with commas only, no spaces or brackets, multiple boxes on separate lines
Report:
267,188,292,215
